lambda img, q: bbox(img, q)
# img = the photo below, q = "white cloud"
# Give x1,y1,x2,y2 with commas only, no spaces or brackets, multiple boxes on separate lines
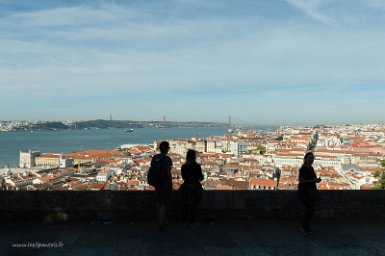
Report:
2,24,385,96
2,3,144,28
1,1,385,123
285,0,334,26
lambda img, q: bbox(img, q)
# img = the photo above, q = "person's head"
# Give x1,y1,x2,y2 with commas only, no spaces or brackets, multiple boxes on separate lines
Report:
159,141,170,154
185,149,197,164
303,152,315,166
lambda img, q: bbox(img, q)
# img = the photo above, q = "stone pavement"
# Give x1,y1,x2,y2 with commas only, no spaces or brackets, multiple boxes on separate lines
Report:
1,219,385,256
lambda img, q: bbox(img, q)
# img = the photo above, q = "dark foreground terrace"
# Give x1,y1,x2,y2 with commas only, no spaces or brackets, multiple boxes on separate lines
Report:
0,190,385,255
2,219,385,256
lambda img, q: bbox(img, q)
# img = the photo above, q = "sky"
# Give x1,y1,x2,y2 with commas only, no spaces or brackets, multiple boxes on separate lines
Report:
1,0,385,126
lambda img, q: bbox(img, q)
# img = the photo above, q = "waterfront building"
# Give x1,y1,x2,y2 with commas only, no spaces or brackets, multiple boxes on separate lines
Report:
64,150,124,165
59,156,74,168
19,150,40,168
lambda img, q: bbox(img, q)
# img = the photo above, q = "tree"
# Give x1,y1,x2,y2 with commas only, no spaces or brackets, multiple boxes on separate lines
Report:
0,177,5,190
257,145,266,155
275,135,284,141
374,160,385,190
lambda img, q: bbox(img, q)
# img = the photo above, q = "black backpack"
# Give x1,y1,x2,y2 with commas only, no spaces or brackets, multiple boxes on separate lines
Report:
147,156,165,186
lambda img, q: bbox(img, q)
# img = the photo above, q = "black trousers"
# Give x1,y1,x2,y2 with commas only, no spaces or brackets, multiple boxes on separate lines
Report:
179,184,201,224
298,191,315,231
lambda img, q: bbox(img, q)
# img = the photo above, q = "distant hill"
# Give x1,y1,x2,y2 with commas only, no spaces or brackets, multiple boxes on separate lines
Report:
11,120,227,131
74,119,227,129
13,121,69,131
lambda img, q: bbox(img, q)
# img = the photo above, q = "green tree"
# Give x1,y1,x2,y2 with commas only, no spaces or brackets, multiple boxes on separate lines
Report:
374,160,385,190
0,177,5,190
275,135,284,141
257,145,266,155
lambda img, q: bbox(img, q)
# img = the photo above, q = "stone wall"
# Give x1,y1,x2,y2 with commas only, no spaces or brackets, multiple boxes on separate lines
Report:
0,191,385,222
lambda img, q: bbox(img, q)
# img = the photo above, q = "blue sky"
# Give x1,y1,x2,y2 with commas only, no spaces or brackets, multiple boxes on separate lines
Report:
1,0,385,125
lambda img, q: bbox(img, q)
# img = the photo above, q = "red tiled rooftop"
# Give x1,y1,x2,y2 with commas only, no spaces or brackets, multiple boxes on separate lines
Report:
89,182,106,191
249,178,277,187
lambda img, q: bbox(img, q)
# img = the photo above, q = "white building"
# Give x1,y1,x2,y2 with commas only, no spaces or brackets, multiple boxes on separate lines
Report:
206,140,224,153
96,169,112,182
168,140,193,156
230,142,239,156
357,176,377,188
59,156,74,168
19,150,40,168
272,154,341,170
167,139,207,157
273,154,304,168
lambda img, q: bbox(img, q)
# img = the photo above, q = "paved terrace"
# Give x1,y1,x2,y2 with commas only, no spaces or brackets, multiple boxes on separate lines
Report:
1,219,385,256
0,191,385,255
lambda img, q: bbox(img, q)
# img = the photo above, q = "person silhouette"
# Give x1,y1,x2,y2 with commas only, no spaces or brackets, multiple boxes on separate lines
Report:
179,149,204,228
298,152,321,235
151,141,173,231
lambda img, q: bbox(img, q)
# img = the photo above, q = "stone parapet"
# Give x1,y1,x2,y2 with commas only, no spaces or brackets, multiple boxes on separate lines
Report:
0,191,384,222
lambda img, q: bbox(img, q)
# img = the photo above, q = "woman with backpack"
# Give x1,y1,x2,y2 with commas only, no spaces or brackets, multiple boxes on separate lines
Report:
148,141,173,231
179,149,204,228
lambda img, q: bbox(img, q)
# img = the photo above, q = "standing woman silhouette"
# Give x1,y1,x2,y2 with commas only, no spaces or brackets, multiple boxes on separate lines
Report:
179,149,204,228
298,152,321,235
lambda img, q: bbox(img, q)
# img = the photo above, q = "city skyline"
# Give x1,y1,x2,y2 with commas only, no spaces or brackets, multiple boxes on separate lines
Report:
1,0,385,125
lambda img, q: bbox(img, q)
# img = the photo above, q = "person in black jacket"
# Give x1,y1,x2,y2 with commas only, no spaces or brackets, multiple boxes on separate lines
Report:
179,149,204,228
298,152,322,235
